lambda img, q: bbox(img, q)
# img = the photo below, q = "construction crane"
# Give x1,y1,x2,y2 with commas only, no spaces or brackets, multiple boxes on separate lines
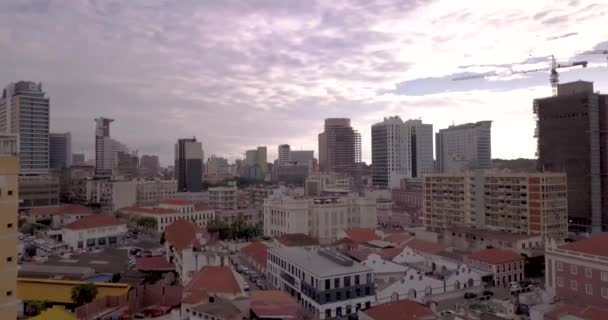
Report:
580,49,608,67
453,55,588,96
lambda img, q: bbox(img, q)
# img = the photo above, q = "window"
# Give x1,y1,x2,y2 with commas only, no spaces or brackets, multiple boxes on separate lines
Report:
586,284,593,295
5,291,11,296
571,280,578,291
346,305,352,314
325,279,330,290
325,293,330,301
7,223,12,229
335,278,340,288
603,287,608,299
325,309,331,319
336,292,341,300
336,307,342,317
557,277,563,287
6,257,12,262
344,276,351,287
346,290,351,299
586,268,593,278
602,272,608,282
557,262,563,272
355,275,360,285
356,288,361,297
7,190,12,196
571,265,578,275
365,301,371,309
365,286,370,295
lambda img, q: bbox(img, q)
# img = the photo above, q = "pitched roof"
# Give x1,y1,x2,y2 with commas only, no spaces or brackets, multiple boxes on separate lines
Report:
192,299,244,319
27,204,94,216
468,248,524,264
277,233,319,247
545,303,608,320
240,241,268,269
250,290,305,319
164,219,206,251
135,256,174,271
181,289,209,305
344,228,380,243
363,300,436,320
558,233,608,258
384,233,414,245
405,239,448,255
63,214,125,230
122,207,178,215
185,266,241,296
160,199,195,206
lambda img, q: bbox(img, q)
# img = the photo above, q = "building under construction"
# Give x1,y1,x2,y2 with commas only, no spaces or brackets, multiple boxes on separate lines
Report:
318,118,362,185
535,81,608,233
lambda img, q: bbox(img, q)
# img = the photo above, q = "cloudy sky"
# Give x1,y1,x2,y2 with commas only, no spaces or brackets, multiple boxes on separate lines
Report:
1,0,607,165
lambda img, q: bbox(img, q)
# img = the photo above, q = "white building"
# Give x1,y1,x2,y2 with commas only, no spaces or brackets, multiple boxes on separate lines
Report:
435,121,492,173
371,117,434,188
95,117,131,178
23,204,94,228
208,186,238,210
135,179,178,206
61,214,127,250
305,173,352,196
85,179,137,212
268,247,376,319
264,191,377,244
278,144,291,165
120,199,215,233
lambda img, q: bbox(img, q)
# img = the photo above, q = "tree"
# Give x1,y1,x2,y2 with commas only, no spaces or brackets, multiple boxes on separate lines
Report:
28,300,48,316
24,244,37,258
71,283,98,306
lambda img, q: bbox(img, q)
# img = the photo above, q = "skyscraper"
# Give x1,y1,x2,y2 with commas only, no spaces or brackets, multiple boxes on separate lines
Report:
278,144,291,165
435,121,492,173
0,81,50,174
95,117,114,178
175,138,203,192
318,118,361,176
256,146,267,172
535,80,608,232
0,134,18,319
371,117,434,188
139,154,160,178
49,132,72,170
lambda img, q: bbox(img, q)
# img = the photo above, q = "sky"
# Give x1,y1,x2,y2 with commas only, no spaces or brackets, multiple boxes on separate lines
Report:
1,0,607,166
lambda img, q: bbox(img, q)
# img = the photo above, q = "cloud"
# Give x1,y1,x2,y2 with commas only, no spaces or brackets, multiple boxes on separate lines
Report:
0,0,607,165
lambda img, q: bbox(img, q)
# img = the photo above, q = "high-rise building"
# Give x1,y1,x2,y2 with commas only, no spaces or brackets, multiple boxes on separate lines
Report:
116,150,139,179
371,116,433,188
318,118,361,177
94,117,114,178
49,132,72,170
256,146,267,172
290,150,314,165
423,171,568,241
278,144,291,165
245,149,257,166
175,138,203,192
535,81,608,232
139,154,160,178
435,121,492,173
0,135,18,319
0,81,50,174
72,153,85,165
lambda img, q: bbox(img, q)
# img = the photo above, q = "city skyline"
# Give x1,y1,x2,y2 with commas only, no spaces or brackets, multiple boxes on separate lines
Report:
1,1,607,165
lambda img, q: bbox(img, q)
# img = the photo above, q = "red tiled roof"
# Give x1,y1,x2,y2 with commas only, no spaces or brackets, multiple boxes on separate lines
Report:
363,300,435,320
182,289,209,305
382,227,405,234
27,204,94,216
63,214,125,230
344,228,380,243
380,246,405,259
384,233,414,245
277,233,319,247
250,290,305,319
122,207,177,215
241,241,268,269
185,266,241,295
468,248,524,264
160,199,195,206
405,239,448,255
558,233,608,258
194,202,213,211
545,303,608,320
165,219,206,251
135,256,174,271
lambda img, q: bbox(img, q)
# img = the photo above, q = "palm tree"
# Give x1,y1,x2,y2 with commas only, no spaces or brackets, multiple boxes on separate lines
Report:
71,283,98,306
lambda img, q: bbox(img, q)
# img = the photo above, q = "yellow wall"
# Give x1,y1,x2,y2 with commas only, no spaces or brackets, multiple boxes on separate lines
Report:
17,278,130,304
0,155,19,320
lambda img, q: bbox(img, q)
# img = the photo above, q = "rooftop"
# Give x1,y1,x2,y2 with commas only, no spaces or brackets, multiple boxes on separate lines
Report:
269,247,372,277
468,248,524,264
27,204,94,216
18,264,94,280
545,302,608,320
185,266,242,296
240,241,268,269
447,226,540,242
405,239,449,255
363,300,436,320
63,214,125,230
135,256,174,272
122,207,177,215
277,233,320,247
344,228,381,243
558,233,608,258
164,219,207,251
159,199,195,206
250,290,305,319
191,299,243,319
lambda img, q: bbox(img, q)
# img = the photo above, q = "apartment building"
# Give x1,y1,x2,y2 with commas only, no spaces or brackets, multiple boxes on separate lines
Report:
135,179,177,206
0,135,18,319
435,121,492,173
18,174,60,209
391,178,423,209
49,132,72,170
208,186,238,210
423,171,568,241
546,234,608,306
267,247,375,319
318,118,362,180
305,173,352,196
263,192,377,244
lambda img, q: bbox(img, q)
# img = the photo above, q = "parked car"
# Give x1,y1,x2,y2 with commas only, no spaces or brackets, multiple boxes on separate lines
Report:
482,290,494,297
464,292,477,299
243,283,250,291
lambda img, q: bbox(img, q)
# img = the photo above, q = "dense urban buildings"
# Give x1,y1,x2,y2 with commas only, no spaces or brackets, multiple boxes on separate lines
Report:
535,81,608,233
72,153,85,165
175,137,204,192
423,171,568,240
0,135,18,319
318,118,361,178
0,81,50,174
208,185,238,210
263,190,377,244
435,120,492,173
371,117,433,188
267,247,375,319
18,174,60,208
139,154,160,178
135,179,178,206
49,132,72,170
